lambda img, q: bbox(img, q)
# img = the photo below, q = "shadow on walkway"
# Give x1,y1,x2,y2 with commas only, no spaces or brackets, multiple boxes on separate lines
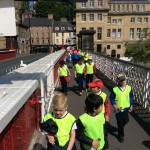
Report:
32,143,46,150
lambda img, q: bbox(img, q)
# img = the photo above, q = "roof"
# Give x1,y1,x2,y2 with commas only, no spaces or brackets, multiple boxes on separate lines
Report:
109,0,150,3
23,18,53,27
53,21,75,32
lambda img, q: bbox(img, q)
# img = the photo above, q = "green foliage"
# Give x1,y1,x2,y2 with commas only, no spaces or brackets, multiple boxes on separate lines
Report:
34,2,75,20
140,28,150,41
125,28,150,64
125,41,150,64
19,1,30,15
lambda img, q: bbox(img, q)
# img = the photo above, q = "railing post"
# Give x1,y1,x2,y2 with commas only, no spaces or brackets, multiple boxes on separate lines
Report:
40,78,45,122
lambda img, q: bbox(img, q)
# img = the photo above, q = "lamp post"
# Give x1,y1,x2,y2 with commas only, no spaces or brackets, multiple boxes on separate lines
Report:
61,31,65,50
28,11,32,54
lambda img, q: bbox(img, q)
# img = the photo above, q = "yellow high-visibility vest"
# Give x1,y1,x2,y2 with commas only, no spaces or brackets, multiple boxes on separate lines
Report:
113,85,131,109
86,62,94,74
44,112,76,146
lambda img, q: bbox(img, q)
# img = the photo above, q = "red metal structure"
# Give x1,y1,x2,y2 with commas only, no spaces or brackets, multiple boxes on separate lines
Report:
0,90,40,150
0,51,16,61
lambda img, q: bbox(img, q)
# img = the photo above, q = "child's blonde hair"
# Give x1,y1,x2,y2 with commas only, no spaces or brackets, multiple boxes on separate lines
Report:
52,92,68,109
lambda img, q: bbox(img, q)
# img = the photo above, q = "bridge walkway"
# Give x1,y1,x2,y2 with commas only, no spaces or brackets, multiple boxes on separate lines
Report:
30,63,150,150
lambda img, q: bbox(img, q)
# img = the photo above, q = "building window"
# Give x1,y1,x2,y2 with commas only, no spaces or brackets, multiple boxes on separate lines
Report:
118,29,121,37
107,45,110,49
113,5,115,11
141,5,145,12
55,27,59,30
82,2,86,8
112,29,116,38
117,45,121,49
90,0,94,8
47,33,49,37
56,39,59,44
42,33,44,37
117,5,120,11
98,0,102,8
107,17,111,23
118,19,122,24
89,14,94,21
130,18,135,23
56,33,58,37
109,5,111,11
61,27,65,30
112,19,117,24
122,5,125,11
68,27,73,31
130,28,134,40
82,14,86,21
137,28,141,39
42,39,44,44
137,18,142,23
36,33,38,37
98,14,102,21
107,29,111,38
97,27,102,40
36,39,39,43
130,5,133,12
136,5,139,12
31,39,33,43
144,18,148,23
126,5,129,11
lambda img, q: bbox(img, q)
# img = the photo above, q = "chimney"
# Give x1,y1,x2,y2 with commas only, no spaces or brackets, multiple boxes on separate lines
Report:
60,18,67,22
48,14,53,19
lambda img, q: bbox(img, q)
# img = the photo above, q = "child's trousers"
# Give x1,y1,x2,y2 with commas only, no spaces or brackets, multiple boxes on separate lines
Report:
115,111,129,137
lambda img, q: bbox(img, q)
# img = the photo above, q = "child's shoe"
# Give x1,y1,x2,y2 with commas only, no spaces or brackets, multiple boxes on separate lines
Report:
79,92,82,96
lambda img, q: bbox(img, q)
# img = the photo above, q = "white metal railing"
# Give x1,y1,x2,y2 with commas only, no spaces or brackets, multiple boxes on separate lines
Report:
91,53,150,111
0,50,65,133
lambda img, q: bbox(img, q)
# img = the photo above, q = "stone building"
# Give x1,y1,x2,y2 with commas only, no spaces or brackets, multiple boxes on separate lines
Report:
23,14,53,53
53,18,76,49
76,0,150,57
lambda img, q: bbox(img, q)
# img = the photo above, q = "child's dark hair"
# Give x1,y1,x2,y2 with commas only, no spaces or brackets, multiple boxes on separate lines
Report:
59,60,65,65
78,56,84,62
85,94,103,113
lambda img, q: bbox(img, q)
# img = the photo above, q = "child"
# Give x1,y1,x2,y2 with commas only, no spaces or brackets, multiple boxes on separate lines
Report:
71,47,79,67
66,52,71,66
41,92,77,150
109,73,133,143
76,94,105,150
58,60,70,95
74,56,86,96
85,56,96,91
88,79,110,150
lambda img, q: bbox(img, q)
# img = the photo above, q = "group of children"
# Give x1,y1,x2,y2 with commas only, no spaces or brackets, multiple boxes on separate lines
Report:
59,49,96,96
40,71,133,150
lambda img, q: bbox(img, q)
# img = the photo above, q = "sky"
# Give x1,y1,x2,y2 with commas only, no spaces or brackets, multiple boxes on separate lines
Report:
29,1,34,10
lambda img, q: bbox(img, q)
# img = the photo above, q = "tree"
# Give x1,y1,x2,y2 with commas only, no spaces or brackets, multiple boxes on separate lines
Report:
19,1,30,15
125,28,150,64
34,2,75,21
